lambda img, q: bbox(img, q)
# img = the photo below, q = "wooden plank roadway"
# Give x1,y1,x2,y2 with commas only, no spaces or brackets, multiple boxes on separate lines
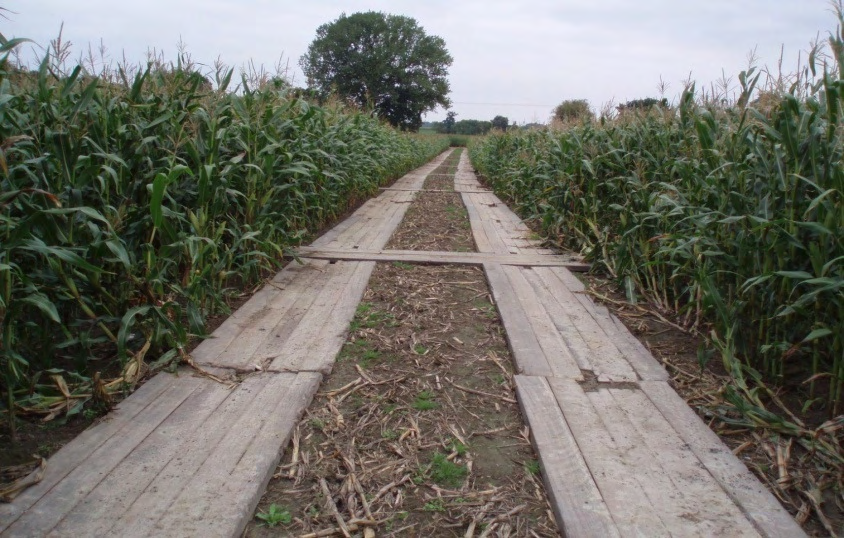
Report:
0,149,454,538
453,152,804,537
1,148,804,537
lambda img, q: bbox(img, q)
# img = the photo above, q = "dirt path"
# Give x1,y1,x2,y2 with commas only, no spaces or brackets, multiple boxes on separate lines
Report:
247,149,559,536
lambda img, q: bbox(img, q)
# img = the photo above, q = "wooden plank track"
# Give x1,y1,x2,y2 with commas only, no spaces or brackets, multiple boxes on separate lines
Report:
640,380,806,538
519,377,773,537
379,187,492,194
0,148,805,537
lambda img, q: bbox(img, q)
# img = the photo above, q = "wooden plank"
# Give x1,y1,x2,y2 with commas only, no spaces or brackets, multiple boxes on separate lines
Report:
310,212,364,248
585,387,715,536
101,372,320,537
520,268,593,373
148,372,321,537
0,372,182,531
541,267,669,381
480,217,511,254
45,372,236,537
547,378,670,536
365,192,418,250
483,263,550,376
338,192,403,251
472,195,511,254
250,269,331,363
313,205,373,249
269,261,375,373
641,381,806,538
1,371,211,535
192,259,327,368
200,259,330,370
530,267,638,382
609,387,761,536
298,261,374,372
501,265,582,379
379,188,491,194
461,192,494,253
514,376,619,538
293,247,588,268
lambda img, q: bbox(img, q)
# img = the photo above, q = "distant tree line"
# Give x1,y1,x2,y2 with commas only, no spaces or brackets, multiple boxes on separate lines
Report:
430,113,510,135
551,97,670,126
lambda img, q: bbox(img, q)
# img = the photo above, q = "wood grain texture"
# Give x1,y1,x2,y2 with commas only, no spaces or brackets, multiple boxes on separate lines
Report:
293,247,587,268
195,259,329,370
483,263,551,376
608,387,760,536
1,371,213,536
547,378,671,536
530,266,639,382
501,265,582,379
0,372,184,531
514,375,619,538
147,372,321,538
641,380,807,537
269,261,374,373
461,192,494,253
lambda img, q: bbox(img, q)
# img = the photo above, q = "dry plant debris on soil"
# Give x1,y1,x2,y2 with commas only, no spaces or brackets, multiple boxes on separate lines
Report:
248,152,559,537
385,151,473,254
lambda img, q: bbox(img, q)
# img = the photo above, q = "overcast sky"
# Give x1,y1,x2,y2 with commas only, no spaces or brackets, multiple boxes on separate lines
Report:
4,1,839,124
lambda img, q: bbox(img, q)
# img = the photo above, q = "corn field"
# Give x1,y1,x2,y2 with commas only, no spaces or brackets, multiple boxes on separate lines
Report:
471,31,844,416
0,39,448,430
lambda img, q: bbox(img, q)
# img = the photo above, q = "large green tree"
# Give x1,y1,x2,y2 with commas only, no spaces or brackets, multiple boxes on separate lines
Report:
300,11,453,131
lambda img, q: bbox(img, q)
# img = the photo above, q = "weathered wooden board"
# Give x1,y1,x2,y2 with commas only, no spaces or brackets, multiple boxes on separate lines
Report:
608,387,762,536
135,372,320,537
640,381,807,538
501,265,582,379
363,191,418,250
38,372,237,537
190,260,326,367
2,371,320,538
546,378,673,536
483,263,558,377
311,147,439,250
194,259,330,371
530,266,639,382
0,372,191,531
294,246,588,269
540,266,670,381
379,188,491,194
461,192,494,252
269,261,374,373
546,378,783,536
514,376,619,538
